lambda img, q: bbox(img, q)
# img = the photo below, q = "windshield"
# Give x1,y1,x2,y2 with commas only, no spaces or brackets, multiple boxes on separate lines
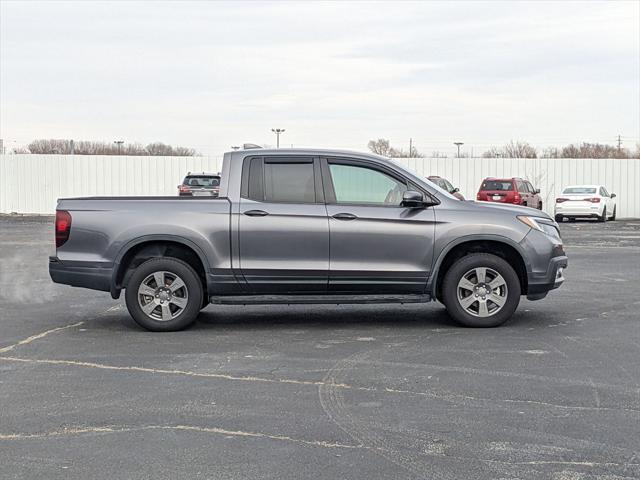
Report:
563,187,596,194
481,180,513,191
184,176,220,187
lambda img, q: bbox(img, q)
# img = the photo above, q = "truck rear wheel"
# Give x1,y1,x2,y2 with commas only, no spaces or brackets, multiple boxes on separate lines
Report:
442,253,520,327
125,257,203,332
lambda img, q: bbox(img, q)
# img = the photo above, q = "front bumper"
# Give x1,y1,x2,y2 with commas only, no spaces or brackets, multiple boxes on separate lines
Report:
526,255,568,300
49,256,113,293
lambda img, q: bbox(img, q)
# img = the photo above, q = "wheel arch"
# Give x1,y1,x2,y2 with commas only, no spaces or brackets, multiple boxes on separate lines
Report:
429,235,530,300
111,235,210,299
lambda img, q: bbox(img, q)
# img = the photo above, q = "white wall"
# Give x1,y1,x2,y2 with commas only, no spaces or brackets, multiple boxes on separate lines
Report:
1,154,638,217
0,155,222,215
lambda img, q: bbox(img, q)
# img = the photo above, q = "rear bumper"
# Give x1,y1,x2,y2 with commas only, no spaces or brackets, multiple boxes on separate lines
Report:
526,255,568,300
49,256,113,293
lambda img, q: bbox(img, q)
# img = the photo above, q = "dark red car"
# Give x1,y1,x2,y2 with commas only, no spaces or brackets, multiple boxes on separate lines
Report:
477,177,542,209
427,176,465,200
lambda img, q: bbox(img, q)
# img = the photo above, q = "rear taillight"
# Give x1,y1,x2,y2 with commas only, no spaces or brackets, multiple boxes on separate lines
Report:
178,185,191,194
55,210,72,248
586,197,601,203
513,194,521,204
556,198,569,203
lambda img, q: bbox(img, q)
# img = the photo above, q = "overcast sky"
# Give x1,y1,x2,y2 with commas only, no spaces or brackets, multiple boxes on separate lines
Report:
1,0,638,157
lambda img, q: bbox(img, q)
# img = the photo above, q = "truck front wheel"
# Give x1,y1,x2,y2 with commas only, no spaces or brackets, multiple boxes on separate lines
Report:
125,257,203,332
442,253,520,327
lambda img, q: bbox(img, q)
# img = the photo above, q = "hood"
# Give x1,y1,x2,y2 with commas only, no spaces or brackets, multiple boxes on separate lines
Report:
466,200,552,220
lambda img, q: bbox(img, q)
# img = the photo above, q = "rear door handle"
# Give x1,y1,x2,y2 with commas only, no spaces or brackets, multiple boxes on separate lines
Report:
243,210,269,217
332,212,357,220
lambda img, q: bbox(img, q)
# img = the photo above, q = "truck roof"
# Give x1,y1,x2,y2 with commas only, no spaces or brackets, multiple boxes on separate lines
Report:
226,147,386,158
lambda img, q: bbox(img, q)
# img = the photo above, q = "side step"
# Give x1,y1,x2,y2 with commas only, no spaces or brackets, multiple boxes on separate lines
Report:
209,293,431,305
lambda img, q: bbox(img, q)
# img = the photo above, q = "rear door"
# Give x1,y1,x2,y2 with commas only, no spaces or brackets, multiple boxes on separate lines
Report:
238,156,329,293
600,187,614,214
525,181,539,207
322,157,435,294
516,180,528,206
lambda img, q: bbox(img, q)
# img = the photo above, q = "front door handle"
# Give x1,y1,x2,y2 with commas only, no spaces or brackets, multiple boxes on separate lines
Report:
332,212,357,220
244,210,269,217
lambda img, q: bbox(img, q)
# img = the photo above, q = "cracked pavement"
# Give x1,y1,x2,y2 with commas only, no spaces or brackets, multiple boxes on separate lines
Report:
1,216,639,479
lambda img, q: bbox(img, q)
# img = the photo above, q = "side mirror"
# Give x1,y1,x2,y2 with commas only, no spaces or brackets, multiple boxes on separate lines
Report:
534,188,540,194
401,190,425,208
451,187,460,194
610,193,616,198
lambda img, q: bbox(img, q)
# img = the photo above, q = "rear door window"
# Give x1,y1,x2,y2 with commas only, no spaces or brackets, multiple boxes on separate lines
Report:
443,179,455,192
244,157,318,203
265,162,315,203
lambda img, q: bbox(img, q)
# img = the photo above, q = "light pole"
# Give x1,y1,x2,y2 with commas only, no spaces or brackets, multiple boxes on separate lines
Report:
114,140,124,154
454,142,464,158
271,128,285,148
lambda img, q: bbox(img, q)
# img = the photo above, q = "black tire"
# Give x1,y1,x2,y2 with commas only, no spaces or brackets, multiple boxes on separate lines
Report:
441,253,521,327
610,205,616,221
598,207,607,223
125,257,203,332
538,201,543,210
555,214,563,223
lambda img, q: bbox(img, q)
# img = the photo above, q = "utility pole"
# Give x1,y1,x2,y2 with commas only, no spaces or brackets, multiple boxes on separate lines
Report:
617,134,622,151
271,128,285,148
114,140,124,154
454,142,464,158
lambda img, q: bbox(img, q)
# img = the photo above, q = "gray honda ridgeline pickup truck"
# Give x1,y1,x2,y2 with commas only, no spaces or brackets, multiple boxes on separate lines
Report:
50,148,567,331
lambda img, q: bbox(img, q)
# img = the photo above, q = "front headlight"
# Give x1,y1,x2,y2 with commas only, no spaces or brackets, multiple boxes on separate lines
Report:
518,216,561,239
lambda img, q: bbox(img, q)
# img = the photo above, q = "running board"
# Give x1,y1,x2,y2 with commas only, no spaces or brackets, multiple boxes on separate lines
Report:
209,294,431,305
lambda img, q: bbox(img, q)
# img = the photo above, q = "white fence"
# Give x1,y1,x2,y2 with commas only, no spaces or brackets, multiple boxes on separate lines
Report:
1,154,639,217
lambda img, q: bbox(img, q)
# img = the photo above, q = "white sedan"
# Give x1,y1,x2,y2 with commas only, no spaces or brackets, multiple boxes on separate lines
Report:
555,185,617,222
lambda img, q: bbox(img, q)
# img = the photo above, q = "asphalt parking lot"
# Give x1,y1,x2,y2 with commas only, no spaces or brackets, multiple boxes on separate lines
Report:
1,216,639,480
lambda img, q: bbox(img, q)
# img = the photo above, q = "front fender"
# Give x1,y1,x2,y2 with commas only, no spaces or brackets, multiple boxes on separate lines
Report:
427,234,532,298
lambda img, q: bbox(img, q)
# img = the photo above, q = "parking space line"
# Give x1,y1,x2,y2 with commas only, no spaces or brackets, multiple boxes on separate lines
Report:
1,355,638,414
0,424,370,450
1,424,637,472
0,321,84,354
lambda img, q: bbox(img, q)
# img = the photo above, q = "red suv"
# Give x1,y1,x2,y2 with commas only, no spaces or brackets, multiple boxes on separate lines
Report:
477,177,542,209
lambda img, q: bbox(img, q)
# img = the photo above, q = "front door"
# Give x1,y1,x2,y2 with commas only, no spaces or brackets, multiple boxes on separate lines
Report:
239,156,329,293
322,158,435,294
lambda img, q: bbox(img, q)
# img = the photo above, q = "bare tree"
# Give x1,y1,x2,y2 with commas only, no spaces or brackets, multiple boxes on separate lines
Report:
367,139,424,157
561,142,631,159
367,139,397,157
482,141,537,158
431,151,448,158
25,139,198,156
541,147,560,158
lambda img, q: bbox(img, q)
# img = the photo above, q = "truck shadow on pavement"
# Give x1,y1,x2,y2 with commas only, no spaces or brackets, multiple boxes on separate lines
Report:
108,303,548,332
